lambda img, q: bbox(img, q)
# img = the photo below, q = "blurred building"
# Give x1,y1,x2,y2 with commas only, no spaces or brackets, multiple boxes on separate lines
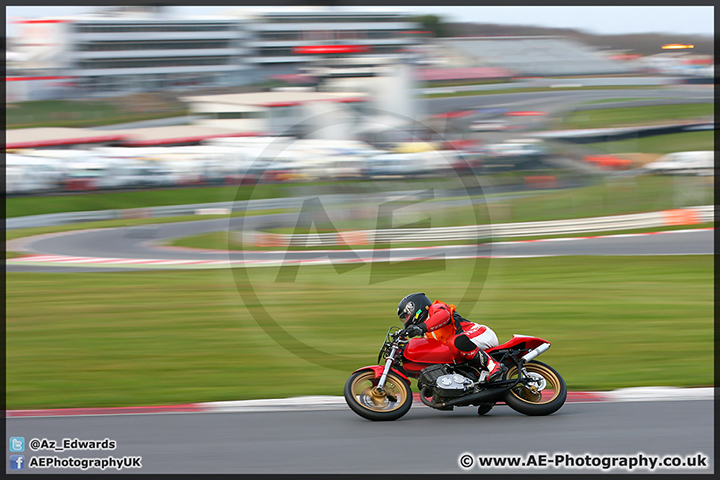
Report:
7,6,424,100
234,7,423,78
182,90,369,139
9,6,252,98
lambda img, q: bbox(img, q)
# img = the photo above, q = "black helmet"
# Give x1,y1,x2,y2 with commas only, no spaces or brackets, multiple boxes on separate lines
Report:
397,293,432,328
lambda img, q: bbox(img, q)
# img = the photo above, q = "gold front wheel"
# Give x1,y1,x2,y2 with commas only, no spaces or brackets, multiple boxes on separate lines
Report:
344,370,412,421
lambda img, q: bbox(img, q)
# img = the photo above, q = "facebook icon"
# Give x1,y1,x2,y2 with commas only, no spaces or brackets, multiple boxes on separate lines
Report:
10,455,25,470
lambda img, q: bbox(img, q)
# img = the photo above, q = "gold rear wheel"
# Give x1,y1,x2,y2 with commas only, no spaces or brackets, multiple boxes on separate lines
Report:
504,361,567,415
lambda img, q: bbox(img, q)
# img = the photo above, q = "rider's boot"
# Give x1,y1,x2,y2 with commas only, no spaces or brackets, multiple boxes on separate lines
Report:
472,350,506,382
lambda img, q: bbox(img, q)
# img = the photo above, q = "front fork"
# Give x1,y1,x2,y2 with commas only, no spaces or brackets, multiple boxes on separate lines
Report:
376,345,398,393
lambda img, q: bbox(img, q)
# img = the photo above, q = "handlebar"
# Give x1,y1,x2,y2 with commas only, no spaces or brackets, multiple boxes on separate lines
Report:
378,326,409,363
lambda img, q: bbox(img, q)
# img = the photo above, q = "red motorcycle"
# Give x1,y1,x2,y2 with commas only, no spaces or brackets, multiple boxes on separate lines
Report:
344,326,567,421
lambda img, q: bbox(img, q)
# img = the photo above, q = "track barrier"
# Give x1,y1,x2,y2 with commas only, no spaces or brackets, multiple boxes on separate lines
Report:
241,205,713,247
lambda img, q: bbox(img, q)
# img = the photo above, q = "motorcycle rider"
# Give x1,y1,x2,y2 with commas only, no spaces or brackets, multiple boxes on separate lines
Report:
397,292,506,382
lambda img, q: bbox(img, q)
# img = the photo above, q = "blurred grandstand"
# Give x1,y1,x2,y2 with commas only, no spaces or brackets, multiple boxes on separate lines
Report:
431,36,636,76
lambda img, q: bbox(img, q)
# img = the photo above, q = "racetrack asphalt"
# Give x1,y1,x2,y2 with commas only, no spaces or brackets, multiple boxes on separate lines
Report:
6,394,714,474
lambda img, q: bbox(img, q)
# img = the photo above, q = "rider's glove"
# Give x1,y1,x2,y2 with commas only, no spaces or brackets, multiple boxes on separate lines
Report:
405,324,425,338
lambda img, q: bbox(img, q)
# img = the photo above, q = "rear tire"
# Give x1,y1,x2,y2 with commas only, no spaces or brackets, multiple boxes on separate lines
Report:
503,361,566,416
344,370,412,421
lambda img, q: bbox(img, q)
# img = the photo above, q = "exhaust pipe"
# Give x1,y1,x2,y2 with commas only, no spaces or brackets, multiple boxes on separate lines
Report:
444,388,509,407
521,342,550,363
420,386,511,409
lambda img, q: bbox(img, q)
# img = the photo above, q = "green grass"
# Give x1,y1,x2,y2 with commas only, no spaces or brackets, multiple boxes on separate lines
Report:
495,175,713,224
6,97,188,129
584,131,715,155
425,79,511,88
560,104,714,129
169,231,235,251
6,178,461,218
5,255,713,409
247,175,710,235
240,176,713,232
6,162,710,223
6,184,292,218
578,97,665,105
423,85,666,99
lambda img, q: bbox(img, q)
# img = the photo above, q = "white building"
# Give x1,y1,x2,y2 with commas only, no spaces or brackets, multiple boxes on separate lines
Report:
229,7,424,78
11,6,253,97
182,90,369,140
9,6,424,99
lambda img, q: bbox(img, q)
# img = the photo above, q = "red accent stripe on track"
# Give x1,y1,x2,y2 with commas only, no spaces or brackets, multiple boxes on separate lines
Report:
8,392,607,417
6,404,204,417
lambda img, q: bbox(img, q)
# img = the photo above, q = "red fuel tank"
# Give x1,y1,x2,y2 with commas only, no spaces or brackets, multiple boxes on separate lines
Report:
403,337,456,364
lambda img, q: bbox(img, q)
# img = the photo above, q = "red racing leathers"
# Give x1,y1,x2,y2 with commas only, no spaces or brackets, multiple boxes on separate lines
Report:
417,300,499,362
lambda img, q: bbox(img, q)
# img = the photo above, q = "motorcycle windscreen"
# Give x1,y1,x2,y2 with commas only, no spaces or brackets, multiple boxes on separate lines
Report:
403,338,456,363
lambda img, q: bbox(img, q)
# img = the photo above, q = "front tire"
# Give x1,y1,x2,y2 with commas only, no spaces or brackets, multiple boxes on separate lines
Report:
344,370,412,421
503,360,566,416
